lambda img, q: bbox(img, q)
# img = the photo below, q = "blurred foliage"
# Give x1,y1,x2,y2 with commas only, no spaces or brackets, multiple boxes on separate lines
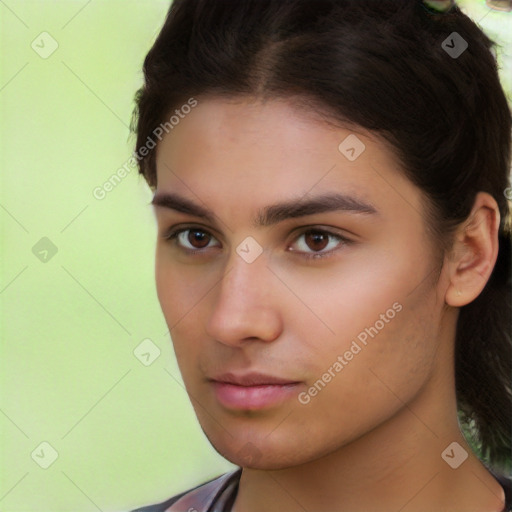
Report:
458,409,512,475
458,0,512,105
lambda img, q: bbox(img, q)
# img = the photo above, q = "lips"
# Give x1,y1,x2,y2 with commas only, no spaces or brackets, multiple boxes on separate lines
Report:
209,372,301,386
208,372,302,410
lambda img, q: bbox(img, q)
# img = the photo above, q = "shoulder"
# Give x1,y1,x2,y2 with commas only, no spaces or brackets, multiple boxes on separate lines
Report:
130,468,242,512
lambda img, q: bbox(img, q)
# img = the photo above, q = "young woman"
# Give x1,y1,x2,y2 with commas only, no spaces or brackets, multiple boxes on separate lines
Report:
130,0,512,510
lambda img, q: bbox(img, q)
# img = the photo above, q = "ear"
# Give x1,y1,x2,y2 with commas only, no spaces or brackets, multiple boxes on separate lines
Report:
445,192,500,307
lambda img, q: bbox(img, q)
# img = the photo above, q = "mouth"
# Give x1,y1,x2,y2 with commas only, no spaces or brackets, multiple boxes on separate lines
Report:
208,372,302,410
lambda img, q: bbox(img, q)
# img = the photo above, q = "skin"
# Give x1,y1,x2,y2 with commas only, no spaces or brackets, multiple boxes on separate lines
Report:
152,96,505,512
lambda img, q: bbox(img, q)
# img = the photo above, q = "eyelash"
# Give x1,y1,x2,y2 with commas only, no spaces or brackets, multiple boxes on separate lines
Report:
162,226,352,260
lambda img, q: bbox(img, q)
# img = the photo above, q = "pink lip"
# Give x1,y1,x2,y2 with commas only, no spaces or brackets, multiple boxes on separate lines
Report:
211,381,300,410
208,372,302,410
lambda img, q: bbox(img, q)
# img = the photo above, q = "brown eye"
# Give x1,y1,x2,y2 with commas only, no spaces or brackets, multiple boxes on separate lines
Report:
304,231,330,252
165,227,220,252
289,228,351,260
187,229,211,248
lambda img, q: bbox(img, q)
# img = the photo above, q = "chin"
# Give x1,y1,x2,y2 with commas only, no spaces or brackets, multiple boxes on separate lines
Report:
201,425,322,470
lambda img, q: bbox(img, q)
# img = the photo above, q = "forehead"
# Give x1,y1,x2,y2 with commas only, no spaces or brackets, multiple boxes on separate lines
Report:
154,96,422,221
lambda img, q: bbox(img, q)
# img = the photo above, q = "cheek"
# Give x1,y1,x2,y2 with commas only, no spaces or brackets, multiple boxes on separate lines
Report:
269,245,409,344
155,256,204,364
155,262,180,332
155,251,217,325
285,246,439,420
297,280,440,443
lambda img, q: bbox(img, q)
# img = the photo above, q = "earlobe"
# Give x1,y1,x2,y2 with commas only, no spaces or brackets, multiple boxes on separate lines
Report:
445,192,500,308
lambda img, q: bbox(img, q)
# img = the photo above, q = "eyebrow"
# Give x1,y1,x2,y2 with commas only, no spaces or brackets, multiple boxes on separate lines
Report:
151,191,378,227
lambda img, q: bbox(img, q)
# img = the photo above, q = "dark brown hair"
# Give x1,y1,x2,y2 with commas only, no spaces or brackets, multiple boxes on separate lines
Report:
131,0,512,471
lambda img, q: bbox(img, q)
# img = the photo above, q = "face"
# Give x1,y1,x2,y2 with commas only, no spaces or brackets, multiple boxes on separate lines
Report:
153,97,447,470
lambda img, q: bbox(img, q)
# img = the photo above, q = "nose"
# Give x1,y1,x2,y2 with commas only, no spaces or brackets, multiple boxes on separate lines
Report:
205,249,283,347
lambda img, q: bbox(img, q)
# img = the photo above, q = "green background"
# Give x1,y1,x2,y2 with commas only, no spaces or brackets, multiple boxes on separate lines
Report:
0,1,510,511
